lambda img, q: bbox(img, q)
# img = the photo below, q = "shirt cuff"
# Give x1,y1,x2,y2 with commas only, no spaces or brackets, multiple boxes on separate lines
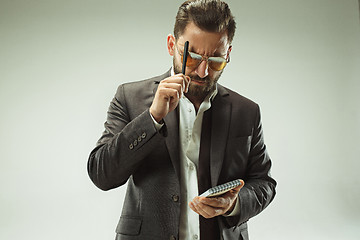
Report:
149,112,164,131
224,196,241,217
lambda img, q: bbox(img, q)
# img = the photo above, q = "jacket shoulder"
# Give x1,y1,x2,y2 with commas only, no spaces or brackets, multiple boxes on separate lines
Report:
218,84,259,110
115,71,170,99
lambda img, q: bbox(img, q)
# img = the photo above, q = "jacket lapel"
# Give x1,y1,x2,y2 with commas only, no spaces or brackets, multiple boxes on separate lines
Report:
163,109,181,181
210,85,231,186
151,75,231,185
152,70,181,181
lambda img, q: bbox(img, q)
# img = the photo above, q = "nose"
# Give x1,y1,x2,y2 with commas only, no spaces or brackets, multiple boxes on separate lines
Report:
195,60,209,79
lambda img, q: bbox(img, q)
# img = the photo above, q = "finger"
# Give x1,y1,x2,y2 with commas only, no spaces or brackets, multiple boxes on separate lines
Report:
183,75,191,93
189,201,200,215
235,180,245,191
227,180,245,195
190,200,213,218
159,82,184,98
191,198,224,218
157,87,180,101
172,74,190,93
199,196,230,208
162,75,187,86
185,76,191,93
195,197,225,215
228,186,242,195
158,82,185,96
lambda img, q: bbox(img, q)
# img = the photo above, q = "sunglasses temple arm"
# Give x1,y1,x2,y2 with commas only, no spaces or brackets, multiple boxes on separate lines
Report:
182,41,189,74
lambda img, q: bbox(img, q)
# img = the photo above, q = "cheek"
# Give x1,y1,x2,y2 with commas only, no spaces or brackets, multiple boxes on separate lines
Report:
208,70,220,81
173,56,181,73
175,55,183,67
212,68,225,81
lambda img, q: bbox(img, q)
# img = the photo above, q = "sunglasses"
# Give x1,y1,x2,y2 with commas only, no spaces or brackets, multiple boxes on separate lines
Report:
176,44,230,71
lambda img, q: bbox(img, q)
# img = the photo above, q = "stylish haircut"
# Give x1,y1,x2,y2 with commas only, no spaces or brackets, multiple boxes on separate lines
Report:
174,0,236,43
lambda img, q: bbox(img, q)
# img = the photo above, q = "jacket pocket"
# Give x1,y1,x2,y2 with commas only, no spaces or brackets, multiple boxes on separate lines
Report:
115,216,142,236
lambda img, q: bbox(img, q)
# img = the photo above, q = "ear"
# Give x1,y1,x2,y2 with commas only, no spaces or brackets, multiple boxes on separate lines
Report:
227,45,233,61
227,45,232,56
167,34,176,56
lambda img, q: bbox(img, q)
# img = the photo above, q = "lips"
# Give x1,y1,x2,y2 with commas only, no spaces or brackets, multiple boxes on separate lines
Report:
191,79,206,85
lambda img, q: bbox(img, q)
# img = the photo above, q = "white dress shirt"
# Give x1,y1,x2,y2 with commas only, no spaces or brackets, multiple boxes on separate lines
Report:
178,87,218,240
150,69,240,239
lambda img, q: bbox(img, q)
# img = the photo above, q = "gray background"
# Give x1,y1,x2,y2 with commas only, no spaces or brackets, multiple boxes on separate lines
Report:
1,0,359,239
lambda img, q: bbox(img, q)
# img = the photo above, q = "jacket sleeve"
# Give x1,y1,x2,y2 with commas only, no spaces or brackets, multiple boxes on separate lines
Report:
225,104,276,227
87,84,164,191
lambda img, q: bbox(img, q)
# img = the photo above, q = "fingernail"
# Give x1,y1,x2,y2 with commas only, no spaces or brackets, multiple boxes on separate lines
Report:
215,209,222,214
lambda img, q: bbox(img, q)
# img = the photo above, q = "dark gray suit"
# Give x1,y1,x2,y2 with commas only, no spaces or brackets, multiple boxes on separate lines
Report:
88,70,276,240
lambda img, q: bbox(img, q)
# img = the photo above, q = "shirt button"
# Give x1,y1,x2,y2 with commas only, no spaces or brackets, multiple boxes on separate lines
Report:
172,195,179,202
188,108,192,112
194,234,198,239
170,235,176,240
189,165,194,171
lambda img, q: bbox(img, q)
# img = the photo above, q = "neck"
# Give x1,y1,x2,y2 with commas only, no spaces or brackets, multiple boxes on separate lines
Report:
184,84,216,113
184,93,206,113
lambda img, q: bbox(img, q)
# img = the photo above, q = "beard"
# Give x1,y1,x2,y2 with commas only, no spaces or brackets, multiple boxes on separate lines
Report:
173,58,223,100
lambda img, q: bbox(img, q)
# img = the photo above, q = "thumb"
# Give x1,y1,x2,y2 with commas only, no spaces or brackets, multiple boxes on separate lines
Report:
230,180,245,193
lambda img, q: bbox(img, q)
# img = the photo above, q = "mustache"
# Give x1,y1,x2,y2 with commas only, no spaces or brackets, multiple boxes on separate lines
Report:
190,75,211,82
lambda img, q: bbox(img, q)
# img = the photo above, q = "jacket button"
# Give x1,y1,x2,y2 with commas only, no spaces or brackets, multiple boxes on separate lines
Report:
170,235,176,240
129,143,134,150
133,139,138,146
141,132,146,139
138,136,142,142
172,195,179,202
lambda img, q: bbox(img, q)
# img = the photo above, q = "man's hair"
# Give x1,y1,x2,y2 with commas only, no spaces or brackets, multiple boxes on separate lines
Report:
174,0,236,43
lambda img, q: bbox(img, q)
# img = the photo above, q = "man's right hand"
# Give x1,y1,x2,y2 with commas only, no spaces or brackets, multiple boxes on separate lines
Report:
149,74,190,123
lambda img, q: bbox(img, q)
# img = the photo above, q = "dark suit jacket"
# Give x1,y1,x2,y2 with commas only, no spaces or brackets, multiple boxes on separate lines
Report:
88,70,276,240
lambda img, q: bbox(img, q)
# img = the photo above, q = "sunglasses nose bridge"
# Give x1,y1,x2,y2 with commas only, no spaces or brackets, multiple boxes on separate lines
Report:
202,55,209,64
195,55,209,69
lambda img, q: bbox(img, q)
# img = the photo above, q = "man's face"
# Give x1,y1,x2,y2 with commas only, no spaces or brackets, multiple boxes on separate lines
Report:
172,22,231,100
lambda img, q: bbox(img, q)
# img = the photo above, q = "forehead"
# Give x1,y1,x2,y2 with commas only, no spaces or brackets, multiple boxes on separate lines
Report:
177,22,229,55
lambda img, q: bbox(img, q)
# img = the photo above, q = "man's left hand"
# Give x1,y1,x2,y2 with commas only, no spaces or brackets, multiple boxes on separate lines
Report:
189,182,244,219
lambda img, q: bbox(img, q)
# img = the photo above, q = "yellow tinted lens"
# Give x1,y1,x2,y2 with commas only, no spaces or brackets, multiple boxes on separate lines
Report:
208,57,227,71
181,50,227,71
187,52,202,67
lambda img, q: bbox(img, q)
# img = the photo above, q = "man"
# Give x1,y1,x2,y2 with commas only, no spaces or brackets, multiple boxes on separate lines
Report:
88,0,276,239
